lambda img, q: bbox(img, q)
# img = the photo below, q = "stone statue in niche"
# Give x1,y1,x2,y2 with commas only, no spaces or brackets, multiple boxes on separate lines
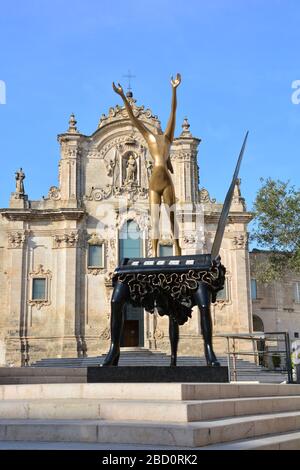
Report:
124,154,137,185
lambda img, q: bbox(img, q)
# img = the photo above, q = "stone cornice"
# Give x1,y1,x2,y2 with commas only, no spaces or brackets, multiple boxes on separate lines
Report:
57,133,88,143
0,208,86,221
173,136,201,145
204,211,254,224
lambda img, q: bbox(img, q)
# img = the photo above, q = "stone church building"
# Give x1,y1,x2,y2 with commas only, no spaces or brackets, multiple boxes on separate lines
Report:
0,92,254,366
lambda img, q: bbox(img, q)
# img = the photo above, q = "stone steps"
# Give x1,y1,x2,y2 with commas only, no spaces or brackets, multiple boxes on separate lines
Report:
2,382,300,400
1,395,300,421
202,431,300,450
0,368,87,385
0,369,287,385
1,431,300,450
30,350,288,383
0,382,300,448
32,355,257,368
3,382,300,400
0,412,300,447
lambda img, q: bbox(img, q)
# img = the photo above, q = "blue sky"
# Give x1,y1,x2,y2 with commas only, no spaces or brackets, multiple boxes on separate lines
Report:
0,0,299,210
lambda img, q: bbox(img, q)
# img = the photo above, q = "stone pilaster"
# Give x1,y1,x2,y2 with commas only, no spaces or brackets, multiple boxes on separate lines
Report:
53,229,81,357
230,232,252,332
170,118,201,205
6,230,27,365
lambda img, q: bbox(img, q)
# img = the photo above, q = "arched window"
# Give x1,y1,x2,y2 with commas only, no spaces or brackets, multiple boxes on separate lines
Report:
253,314,264,332
119,220,142,260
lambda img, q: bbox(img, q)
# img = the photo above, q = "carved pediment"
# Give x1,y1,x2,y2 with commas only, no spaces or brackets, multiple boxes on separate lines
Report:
98,96,162,131
87,233,105,245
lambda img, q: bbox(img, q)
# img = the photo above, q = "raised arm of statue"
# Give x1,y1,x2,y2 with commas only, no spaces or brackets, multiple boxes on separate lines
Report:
164,73,181,142
112,82,153,143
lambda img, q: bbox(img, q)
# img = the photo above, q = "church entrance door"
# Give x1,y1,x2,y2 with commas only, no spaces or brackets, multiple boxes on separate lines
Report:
122,320,139,347
119,220,144,347
121,304,144,347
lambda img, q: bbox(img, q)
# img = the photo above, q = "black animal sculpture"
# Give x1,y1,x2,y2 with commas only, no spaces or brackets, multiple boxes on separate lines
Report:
102,133,248,367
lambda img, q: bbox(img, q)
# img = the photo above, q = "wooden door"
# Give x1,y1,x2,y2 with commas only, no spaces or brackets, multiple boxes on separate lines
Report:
122,320,139,347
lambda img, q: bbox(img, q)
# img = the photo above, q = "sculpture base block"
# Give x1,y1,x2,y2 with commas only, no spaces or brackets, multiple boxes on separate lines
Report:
87,366,229,383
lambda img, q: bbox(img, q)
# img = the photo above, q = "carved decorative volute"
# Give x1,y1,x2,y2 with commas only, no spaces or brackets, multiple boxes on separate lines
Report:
53,231,79,248
8,231,26,249
98,94,162,131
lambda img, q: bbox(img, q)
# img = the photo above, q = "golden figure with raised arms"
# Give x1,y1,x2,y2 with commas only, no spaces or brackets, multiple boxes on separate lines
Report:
112,73,182,256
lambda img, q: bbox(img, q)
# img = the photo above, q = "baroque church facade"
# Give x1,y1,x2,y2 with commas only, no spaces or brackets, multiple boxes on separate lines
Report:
0,92,253,366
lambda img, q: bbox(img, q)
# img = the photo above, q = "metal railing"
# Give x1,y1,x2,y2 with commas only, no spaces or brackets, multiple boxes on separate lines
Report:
216,331,293,383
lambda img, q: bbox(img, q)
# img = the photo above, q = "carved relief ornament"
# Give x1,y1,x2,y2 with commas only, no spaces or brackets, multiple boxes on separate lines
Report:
232,234,248,250
46,186,61,201
100,327,111,340
98,96,161,130
8,231,26,249
199,188,216,203
53,231,79,248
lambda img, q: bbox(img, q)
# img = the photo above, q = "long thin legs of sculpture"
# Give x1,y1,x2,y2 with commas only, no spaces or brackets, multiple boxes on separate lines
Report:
103,281,220,367
193,282,220,367
169,316,179,366
168,283,220,367
102,282,128,366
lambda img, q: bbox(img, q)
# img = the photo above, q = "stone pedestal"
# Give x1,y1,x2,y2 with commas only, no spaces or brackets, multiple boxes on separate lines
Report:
87,366,229,383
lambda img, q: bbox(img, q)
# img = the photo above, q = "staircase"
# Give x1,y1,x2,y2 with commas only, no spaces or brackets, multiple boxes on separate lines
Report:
0,382,300,449
31,347,288,383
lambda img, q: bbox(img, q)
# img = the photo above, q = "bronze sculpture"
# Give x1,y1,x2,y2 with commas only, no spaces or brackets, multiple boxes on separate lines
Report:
102,77,249,369
112,75,181,256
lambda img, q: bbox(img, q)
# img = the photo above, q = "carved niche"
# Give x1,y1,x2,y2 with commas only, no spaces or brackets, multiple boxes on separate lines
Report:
85,135,149,203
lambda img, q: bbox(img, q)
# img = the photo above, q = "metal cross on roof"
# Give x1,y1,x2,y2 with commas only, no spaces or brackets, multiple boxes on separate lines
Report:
123,70,136,92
